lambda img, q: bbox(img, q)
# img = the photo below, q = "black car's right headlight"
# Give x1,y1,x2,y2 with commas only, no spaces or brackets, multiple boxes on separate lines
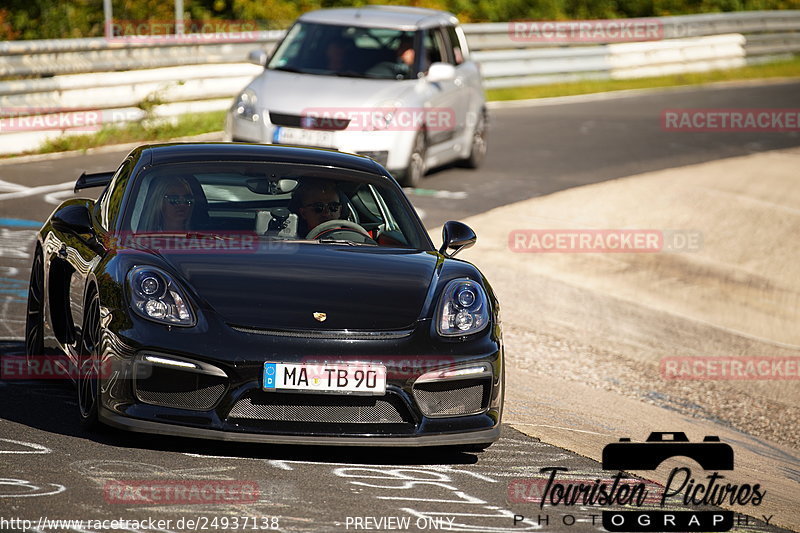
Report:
435,278,490,337
127,266,195,326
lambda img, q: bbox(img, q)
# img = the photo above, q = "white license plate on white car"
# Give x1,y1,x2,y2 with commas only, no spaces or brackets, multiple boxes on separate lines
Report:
263,362,386,395
273,126,335,148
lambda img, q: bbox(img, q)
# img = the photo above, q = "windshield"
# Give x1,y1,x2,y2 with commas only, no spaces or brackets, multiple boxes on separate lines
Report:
120,161,430,250
267,22,419,80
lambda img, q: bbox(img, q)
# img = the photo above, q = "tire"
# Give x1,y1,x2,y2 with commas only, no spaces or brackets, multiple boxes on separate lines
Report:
25,248,44,358
459,109,487,169
77,289,102,431
398,131,426,188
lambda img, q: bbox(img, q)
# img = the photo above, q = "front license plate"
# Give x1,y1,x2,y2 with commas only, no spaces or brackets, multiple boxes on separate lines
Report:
263,362,387,395
273,126,335,148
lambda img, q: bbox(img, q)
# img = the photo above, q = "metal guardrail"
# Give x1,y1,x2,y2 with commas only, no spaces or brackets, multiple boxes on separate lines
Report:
1,11,797,77
0,11,797,154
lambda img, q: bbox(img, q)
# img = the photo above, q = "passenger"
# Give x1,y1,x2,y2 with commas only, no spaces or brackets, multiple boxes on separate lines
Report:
140,176,198,232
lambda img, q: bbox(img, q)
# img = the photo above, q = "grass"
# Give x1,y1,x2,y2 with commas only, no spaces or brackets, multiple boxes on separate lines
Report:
486,56,800,101
31,110,227,154
12,56,800,156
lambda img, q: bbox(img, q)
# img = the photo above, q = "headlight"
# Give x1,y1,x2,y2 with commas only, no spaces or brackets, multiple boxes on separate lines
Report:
128,266,195,326
368,100,401,131
233,89,259,122
436,279,490,337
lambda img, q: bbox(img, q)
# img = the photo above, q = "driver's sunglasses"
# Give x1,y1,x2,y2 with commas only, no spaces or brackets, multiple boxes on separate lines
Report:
304,201,341,214
164,194,194,206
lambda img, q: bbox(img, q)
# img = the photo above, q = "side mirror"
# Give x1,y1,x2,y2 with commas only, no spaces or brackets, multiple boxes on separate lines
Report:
426,62,456,83
439,221,476,258
247,49,268,66
52,204,93,235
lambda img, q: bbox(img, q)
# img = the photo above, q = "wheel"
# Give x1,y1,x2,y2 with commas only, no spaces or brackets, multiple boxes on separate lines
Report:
398,131,426,188
459,109,487,169
77,289,102,430
25,248,44,358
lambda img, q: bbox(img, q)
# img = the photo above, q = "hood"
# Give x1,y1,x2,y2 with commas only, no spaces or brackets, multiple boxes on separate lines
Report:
159,244,439,330
252,69,419,112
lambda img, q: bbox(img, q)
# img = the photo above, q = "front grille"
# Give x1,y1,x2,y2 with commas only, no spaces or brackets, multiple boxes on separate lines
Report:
412,378,489,417
134,364,226,410
229,324,413,340
228,392,405,423
269,112,350,131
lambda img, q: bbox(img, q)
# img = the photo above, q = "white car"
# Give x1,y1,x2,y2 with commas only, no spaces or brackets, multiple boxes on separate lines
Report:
225,5,487,187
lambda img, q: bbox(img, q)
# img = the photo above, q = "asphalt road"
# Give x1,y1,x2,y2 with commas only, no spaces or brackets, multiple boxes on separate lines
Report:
0,81,798,533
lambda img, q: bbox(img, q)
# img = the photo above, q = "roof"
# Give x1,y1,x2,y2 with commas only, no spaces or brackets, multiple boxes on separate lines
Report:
134,142,388,176
298,6,458,30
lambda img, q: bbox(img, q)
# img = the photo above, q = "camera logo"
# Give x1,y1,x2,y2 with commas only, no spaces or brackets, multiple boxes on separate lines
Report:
601,432,735,532
602,431,734,471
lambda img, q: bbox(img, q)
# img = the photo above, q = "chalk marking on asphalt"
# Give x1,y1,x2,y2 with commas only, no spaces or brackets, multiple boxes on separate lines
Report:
0,478,65,498
0,228,37,259
0,181,73,201
508,422,612,436
0,438,51,454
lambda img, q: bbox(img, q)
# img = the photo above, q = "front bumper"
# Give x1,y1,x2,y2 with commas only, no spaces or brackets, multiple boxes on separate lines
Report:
100,407,500,447
226,113,414,171
99,318,504,446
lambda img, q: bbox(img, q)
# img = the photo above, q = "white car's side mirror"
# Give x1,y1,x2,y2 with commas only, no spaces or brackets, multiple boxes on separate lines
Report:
426,62,456,83
247,49,268,66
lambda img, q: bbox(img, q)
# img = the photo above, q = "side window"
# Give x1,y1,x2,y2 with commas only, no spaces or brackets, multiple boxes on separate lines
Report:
100,159,133,230
422,28,448,69
446,26,464,65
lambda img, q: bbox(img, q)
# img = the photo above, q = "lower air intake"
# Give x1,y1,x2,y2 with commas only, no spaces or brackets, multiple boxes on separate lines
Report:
412,378,489,417
228,393,405,423
134,364,226,410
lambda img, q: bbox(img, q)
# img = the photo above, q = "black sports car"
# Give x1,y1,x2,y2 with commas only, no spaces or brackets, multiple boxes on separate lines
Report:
25,143,503,447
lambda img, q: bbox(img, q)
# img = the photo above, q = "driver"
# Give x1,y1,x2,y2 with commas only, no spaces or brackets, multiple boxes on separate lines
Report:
292,179,343,235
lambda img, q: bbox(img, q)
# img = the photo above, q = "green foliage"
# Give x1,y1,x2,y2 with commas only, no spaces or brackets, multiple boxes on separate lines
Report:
33,110,227,155
2,0,798,39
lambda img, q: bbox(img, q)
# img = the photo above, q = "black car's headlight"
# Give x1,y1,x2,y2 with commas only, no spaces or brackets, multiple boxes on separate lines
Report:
233,89,259,122
436,279,490,337
128,266,195,326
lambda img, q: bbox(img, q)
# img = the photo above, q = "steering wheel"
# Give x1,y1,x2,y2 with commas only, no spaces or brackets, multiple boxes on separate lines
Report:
306,219,375,242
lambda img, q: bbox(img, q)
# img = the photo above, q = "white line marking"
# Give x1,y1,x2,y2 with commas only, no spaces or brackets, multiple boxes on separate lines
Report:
0,181,73,201
44,188,77,205
0,179,29,192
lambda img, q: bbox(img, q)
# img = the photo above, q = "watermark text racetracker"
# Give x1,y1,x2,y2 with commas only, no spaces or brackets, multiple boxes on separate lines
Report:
106,19,260,43
661,356,800,380
300,107,456,132
662,109,800,132
0,516,280,531
508,229,702,253
508,18,664,43
0,108,145,132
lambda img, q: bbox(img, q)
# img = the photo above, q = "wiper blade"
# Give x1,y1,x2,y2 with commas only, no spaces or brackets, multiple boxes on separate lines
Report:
271,66,307,74
331,71,366,78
